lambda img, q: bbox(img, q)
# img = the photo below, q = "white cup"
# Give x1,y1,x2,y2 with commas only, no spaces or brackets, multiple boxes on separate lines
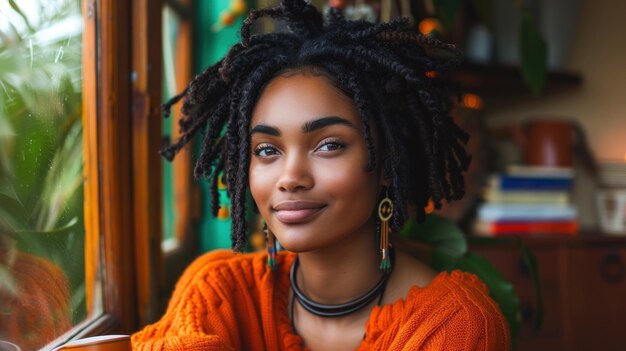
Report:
0,340,21,351
596,189,626,235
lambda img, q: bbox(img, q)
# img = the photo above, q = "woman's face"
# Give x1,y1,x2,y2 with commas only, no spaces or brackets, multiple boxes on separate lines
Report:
249,73,383,252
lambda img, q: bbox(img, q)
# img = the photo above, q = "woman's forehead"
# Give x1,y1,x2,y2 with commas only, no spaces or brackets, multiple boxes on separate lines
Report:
250,73,359,128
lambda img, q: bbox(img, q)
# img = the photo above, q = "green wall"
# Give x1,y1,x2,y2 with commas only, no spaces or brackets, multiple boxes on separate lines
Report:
194,0,250,252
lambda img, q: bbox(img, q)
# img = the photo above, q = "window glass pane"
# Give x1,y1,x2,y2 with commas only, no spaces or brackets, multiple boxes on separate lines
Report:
0,1,96,349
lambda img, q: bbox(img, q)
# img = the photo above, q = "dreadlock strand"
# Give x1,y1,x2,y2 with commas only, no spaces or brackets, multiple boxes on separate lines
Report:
280,0,324,39
326,7,346,26
161,86,189,118
347,17,409,41
241,7,285,48
208,157,225,217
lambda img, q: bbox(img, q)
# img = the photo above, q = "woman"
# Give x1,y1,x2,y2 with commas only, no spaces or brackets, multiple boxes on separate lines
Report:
132,0,509,349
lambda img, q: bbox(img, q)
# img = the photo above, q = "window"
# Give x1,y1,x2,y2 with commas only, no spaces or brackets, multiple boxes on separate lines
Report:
0,1,94,349
0,0,208,347
2,0,185,348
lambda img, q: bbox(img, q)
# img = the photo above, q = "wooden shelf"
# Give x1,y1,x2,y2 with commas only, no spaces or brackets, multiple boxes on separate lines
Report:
452,62,583,95
469,232,626,248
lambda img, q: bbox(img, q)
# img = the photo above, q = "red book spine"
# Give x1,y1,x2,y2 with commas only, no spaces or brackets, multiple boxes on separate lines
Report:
488,221,579,235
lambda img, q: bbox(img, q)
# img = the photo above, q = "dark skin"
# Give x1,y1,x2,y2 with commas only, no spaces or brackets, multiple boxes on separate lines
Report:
249,72,437,350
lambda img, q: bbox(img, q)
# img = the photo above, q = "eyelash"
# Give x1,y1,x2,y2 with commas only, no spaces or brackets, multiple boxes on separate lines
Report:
253,143,279,157
316,138,345,152
252,139,346,157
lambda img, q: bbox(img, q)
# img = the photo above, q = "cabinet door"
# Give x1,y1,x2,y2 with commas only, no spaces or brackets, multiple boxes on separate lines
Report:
473,246,565,351
565,247,626,350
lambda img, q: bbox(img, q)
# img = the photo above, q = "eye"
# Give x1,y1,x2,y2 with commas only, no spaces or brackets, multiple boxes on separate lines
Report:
316,139,345,153
254,143,280,157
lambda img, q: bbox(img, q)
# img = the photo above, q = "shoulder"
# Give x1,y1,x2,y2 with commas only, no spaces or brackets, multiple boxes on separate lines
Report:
166,250,292,308
385,251,506,324
172,249,242,290
411,270,511,350
426,270,502,318
173,249,294,292
176,249,287,286
366,270,510,350
407,270,508,329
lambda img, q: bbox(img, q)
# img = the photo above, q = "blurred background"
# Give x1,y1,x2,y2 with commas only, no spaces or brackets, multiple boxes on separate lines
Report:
1,0,625,350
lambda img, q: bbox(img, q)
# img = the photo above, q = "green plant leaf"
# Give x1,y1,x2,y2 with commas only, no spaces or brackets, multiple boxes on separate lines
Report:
452,252,521,340
467,235,514,246
8,0,35,33
433,0,461,30
0,191,28,232
37,122,83,230
520,10,547,95
401,214,467,258
429,246,459,271
14,217,78,261
0,265,18,295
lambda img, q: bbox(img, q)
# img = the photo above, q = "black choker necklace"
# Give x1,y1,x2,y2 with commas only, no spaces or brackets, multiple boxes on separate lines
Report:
289,255,392,318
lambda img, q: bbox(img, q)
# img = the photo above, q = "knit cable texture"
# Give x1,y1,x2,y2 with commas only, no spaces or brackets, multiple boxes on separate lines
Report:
131,250,510,350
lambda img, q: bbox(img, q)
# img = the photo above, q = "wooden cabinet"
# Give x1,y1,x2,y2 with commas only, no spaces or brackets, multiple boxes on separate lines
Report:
471,235,626,351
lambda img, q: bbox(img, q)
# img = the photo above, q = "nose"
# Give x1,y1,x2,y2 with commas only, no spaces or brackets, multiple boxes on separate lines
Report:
276,152,314,192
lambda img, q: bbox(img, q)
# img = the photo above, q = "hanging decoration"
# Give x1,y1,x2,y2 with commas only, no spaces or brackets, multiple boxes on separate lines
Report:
217,174,230,220
212,0,248,32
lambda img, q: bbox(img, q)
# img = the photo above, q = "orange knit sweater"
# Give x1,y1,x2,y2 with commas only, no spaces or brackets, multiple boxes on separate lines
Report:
132,250,510,350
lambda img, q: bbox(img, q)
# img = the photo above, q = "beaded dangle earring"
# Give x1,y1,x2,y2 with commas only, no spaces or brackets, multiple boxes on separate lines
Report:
264,222,277,270
378,193,393,274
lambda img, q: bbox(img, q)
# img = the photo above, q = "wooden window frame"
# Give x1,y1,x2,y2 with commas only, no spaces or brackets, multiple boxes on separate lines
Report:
72,0,165,339
81,0,139,336
50,0,196,346
160,0,198,302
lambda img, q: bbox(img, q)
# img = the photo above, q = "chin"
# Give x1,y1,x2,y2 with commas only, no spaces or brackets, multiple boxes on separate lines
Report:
273,228,330,253
275,236,322,253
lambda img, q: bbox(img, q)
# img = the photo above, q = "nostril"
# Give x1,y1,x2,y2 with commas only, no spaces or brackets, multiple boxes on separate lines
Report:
276,157,314,191
276,176,313,192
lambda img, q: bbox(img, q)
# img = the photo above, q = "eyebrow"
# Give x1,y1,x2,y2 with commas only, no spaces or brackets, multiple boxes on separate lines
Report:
250,124,281,136
250,116,358,137
302,116,358,133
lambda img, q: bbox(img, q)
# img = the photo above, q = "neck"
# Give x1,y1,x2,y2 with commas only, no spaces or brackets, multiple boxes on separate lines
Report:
295,218,383,304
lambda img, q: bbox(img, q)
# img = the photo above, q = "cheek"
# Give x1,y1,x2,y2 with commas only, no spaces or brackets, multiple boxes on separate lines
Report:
315,158,380,209
249,161,275,214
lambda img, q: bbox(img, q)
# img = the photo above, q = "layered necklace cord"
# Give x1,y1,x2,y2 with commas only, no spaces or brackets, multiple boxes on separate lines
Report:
289,254,393,334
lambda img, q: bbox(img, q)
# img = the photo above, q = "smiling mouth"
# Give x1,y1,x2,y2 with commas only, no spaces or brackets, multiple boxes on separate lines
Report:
273,201,327,224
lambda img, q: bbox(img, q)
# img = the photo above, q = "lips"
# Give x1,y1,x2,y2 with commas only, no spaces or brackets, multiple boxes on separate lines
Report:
273,201,327,224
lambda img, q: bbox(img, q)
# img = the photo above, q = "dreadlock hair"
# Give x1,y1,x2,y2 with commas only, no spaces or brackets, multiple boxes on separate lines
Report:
161,0,470,252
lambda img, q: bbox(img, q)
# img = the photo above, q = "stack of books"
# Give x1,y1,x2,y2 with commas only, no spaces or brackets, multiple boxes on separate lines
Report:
475,165,579,236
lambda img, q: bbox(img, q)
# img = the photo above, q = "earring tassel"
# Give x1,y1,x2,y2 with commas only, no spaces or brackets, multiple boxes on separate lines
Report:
267,246,277,270
265,223,277,270
378,196,393,274
379,219,391,273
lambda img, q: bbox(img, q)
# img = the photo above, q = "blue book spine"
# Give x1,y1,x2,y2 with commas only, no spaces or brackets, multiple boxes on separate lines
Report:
499,176,573,191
